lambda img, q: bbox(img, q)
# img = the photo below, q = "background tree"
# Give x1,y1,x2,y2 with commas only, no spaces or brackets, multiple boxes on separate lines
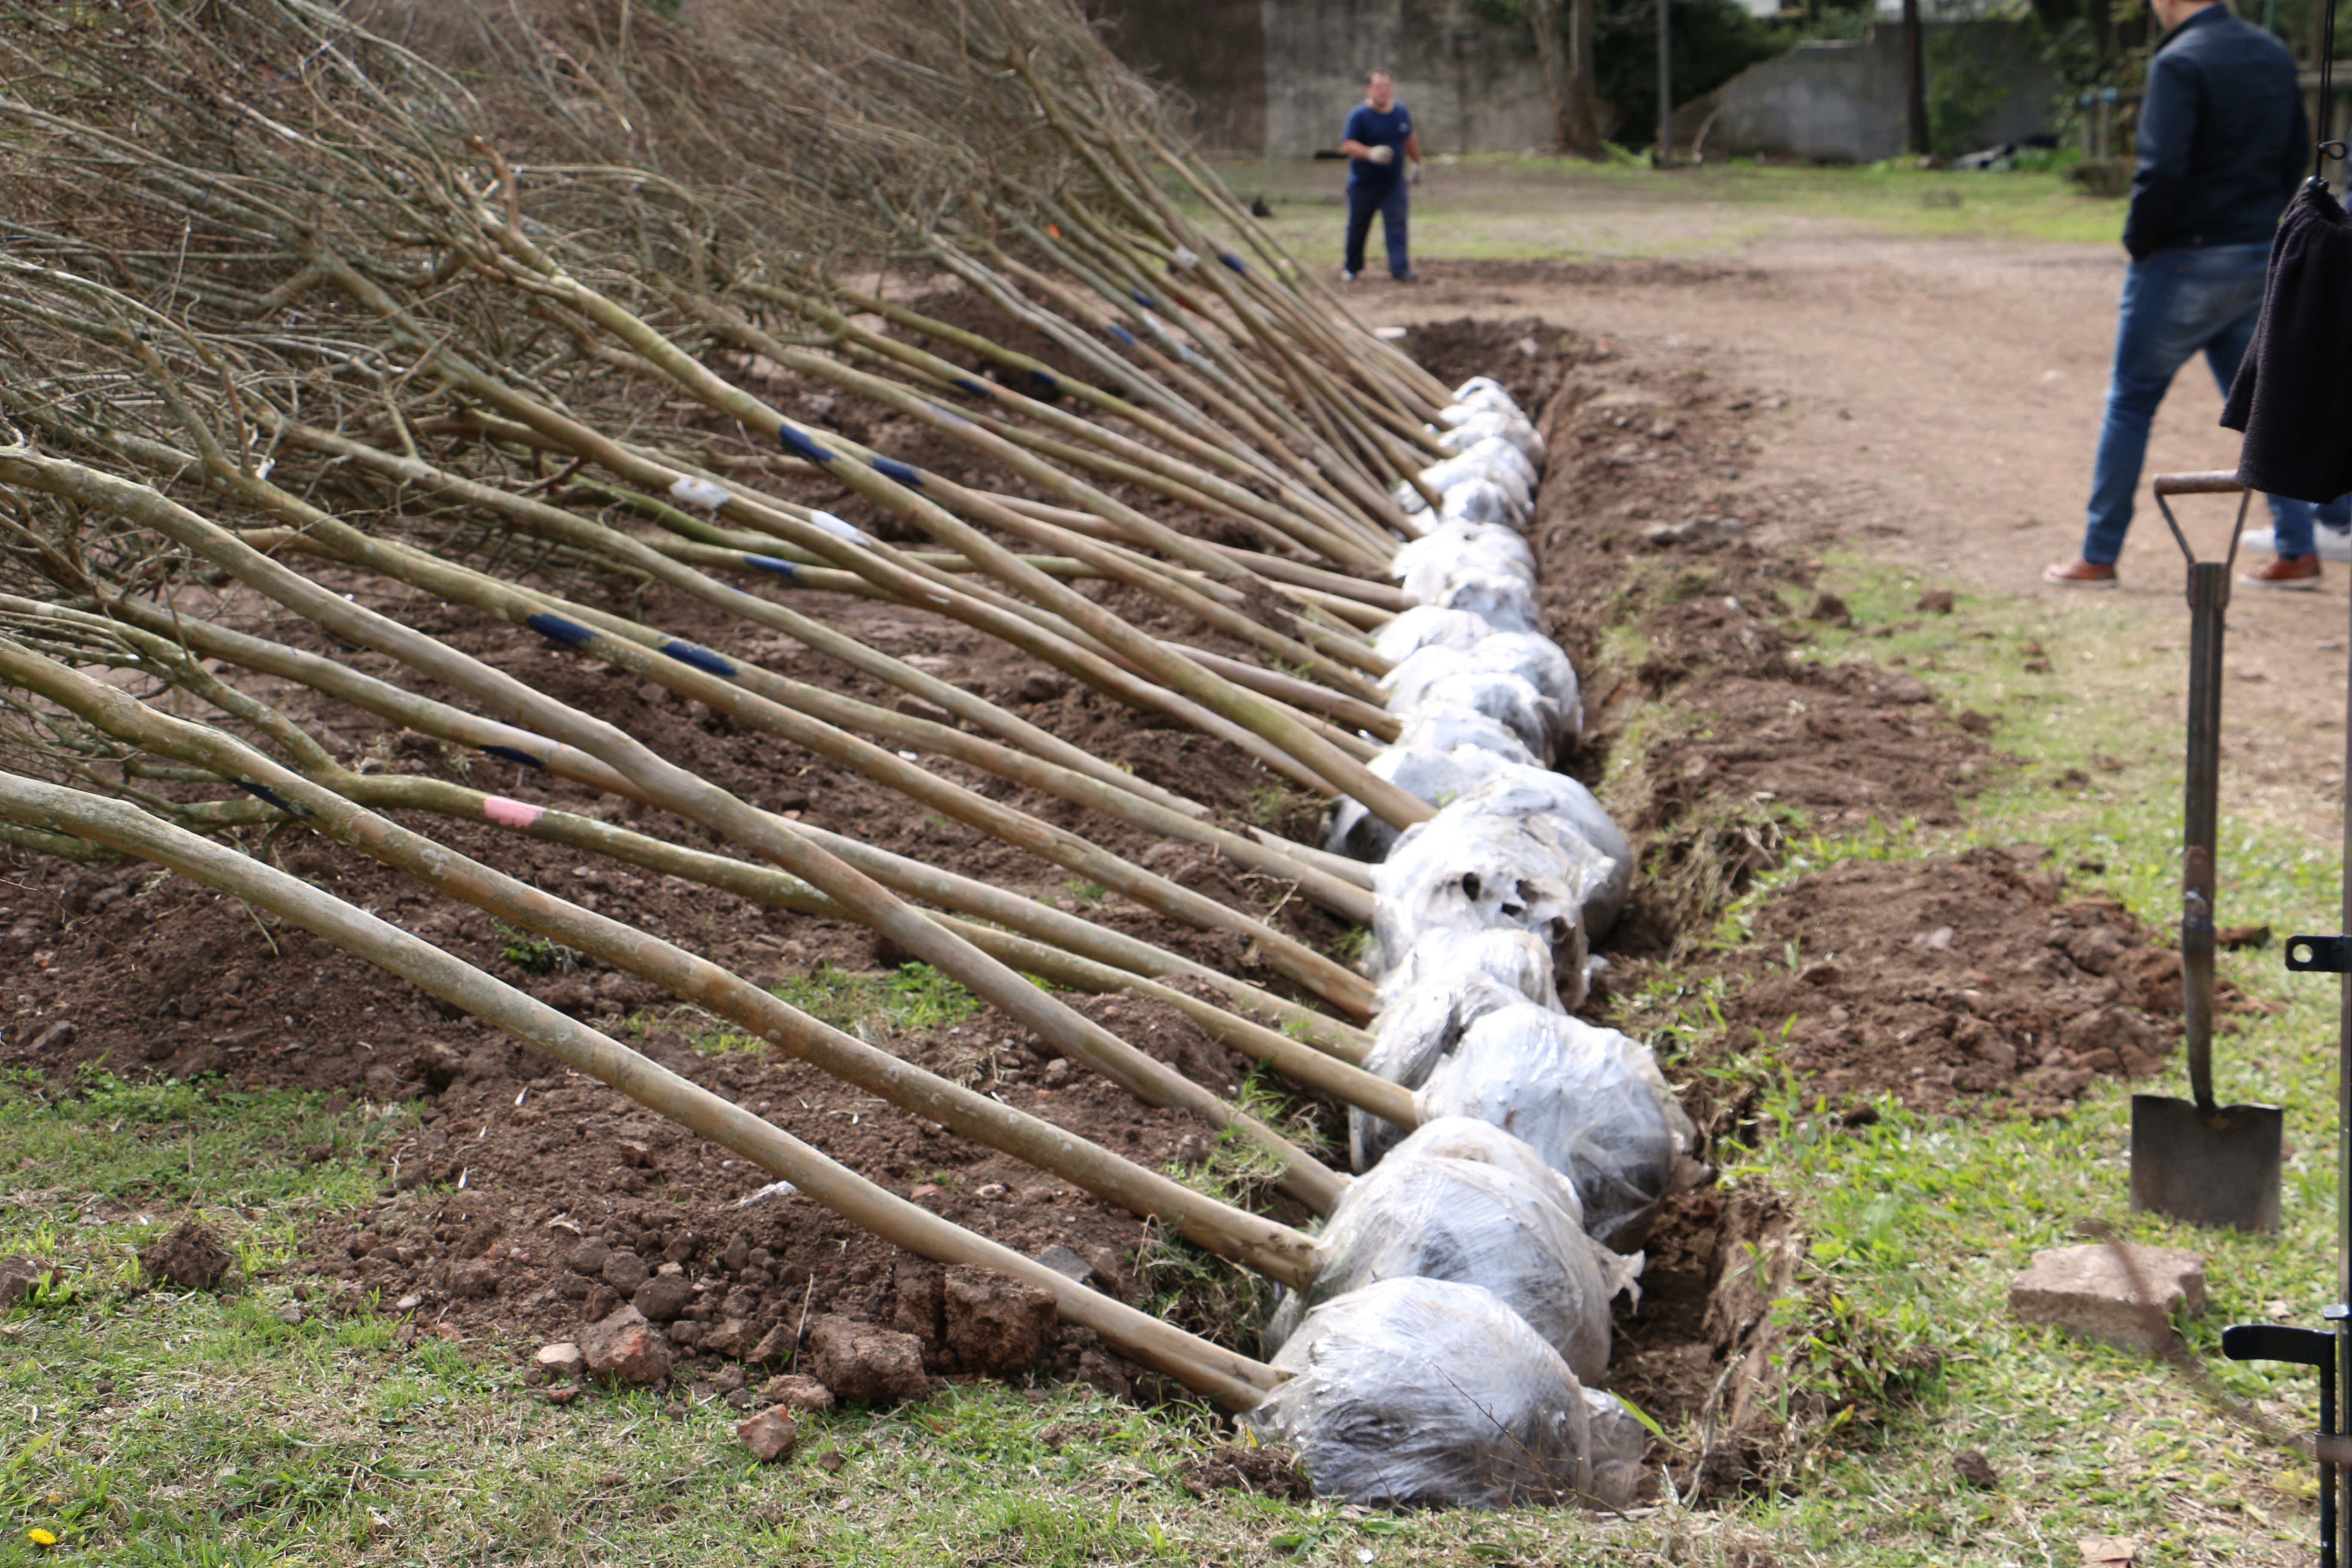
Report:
1523,0,1607,156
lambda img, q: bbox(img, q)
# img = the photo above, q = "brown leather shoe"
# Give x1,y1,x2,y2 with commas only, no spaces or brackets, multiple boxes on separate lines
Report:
2240,553,2322,590
2041,557,2118,588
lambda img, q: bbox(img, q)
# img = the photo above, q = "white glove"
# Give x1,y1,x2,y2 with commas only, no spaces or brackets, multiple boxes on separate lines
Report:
1409,159,1423,185
1368,145,1394,166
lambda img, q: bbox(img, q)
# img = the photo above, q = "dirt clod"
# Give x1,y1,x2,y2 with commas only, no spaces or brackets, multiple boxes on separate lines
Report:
139,1223,232,1291
1177,1445,1311,1501
736,1406,800,1463
535,1341,584,1375
580,1304,674,1385
760,1373,836,1413
942,1266,1058,1375
803,1314,933,1404
1954,1449,1999,1488
0,1256,57,1308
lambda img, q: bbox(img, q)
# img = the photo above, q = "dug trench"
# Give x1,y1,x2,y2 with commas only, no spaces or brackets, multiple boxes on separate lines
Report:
0,313,2202,1499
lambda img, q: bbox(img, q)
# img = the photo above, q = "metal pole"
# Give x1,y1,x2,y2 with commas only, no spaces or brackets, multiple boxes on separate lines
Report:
1656,0,1672,165
2338,592,2352,1568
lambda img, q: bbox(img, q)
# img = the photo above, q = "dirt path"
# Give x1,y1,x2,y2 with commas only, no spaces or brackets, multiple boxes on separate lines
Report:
1348,227,2352,848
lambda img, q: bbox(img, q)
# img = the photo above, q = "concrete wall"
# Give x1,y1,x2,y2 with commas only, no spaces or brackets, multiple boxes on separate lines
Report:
1673,21,2058,163
1092,0,1554,155
1087,0,1269,152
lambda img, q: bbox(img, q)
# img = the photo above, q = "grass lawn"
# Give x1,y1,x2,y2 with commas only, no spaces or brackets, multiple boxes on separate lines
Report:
1193,155,2127,265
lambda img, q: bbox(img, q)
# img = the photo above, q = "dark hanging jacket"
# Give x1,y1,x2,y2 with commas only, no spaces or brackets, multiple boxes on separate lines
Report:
2121,3,2307,262
2221,184,2352,503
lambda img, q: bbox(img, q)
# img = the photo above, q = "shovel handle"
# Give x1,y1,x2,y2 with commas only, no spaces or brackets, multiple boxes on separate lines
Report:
2153,471,2247,497
2182,561,2226,1112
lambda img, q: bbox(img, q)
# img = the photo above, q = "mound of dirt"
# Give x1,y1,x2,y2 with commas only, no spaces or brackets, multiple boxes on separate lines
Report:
1706,848,2260,1118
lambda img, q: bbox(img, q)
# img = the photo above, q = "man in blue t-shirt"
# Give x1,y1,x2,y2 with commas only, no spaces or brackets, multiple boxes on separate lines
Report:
1339,69,1421,283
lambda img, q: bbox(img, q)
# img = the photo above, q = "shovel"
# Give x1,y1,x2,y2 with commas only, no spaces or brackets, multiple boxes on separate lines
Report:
2128,472,2284,1232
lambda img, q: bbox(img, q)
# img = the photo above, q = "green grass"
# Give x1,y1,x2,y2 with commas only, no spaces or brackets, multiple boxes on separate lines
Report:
766,962,984,1042
1200,155,2128,267
1604,559,2339,1563
493,921,584,977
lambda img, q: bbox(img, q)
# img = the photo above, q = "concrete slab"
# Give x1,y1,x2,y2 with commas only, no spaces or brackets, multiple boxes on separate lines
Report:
2009,1243,2206,1355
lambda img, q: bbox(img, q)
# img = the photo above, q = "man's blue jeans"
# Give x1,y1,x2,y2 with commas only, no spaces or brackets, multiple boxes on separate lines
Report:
1344,181,1409,279
2082,242,2350,563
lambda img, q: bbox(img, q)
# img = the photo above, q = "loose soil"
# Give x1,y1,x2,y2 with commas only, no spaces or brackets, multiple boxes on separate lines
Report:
0,286,2208,1494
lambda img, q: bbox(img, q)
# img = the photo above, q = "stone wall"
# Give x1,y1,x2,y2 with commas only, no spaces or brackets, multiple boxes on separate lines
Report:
1671,21,2058,163
1091,0,1555,155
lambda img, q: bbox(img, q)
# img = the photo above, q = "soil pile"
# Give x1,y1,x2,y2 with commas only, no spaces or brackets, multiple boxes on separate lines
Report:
1715,848,2246,1116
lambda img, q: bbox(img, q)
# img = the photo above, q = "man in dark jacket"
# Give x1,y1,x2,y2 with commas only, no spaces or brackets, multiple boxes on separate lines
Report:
2043,0,2344,590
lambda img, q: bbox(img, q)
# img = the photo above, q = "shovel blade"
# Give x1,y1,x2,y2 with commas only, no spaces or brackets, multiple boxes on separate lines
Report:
2129,1093,2285,1232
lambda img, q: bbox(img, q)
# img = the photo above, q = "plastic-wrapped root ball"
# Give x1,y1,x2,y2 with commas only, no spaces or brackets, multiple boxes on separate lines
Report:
1375,927,1565,1013
1459,432,1539,495
1415,567,1541,636
1393,1115,1588,1228
1438,476,1525,530
1452,375,1525,417
1372,604,1498,665
1393,522,1534,608
1352,967,1537,1169
1383,649,1562,763
1260,1145,1639,1381
1247,1277,1599,1509
1320,727,1554,867
1369,805,1598,1008
1436,406,1547,468
1582,1388,1649,1513
1446,766,1631,939
1323,742,1478,864
1465,631,1584,746
1416,1003,1679,1251
1395,703,1540,764
1321,740,1499,864
1392,442,1534,521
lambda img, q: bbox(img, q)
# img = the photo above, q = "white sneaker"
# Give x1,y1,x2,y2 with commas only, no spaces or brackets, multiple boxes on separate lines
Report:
1340,269,1360,283
2240,524,2351,561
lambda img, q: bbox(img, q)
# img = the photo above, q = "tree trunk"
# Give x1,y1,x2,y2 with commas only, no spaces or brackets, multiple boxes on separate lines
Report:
1528,0,1605,158
1566,0,1605,155
1902,0,1931,157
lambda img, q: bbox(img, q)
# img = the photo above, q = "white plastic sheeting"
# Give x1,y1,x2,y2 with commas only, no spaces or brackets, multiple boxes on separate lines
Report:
1396,1115,1590,1226
1375,928,1564,1012
1272,361,1690,1511
1394,704,1541,764
1261,1138,1640,1381
1247,1277,1603,1509
1417,1004,1684,1251
1438,477,1526,529
1436,407,1546,468
1384,649,1567,767
1369,799,1602,1006
1320,739,1505,864
1372,604,1502,665
1351,968,1528,1168
1446,766,1629,939
1393,521,1534,609
1392,438,1535,521
1451,375,1524,415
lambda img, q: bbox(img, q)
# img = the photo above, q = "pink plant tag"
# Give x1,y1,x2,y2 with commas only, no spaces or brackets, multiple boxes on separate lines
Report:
483,796,545,830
